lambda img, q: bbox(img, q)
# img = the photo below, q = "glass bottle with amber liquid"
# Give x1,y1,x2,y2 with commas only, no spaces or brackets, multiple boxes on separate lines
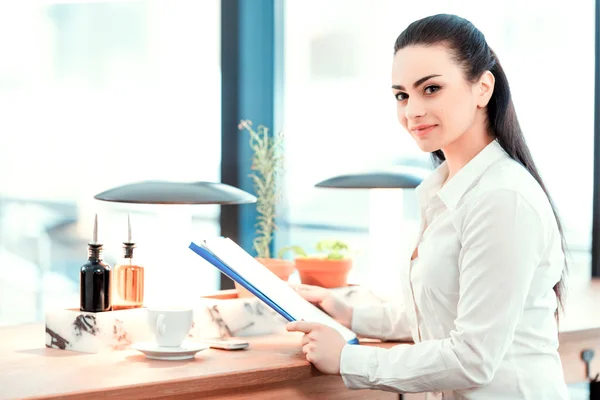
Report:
80,214,112,312
112,214,145,310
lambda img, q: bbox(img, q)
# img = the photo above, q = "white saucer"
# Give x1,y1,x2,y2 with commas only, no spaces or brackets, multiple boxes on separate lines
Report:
131,341,209,361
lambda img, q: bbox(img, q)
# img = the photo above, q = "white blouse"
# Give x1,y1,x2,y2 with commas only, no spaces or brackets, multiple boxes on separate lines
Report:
339,140,569,399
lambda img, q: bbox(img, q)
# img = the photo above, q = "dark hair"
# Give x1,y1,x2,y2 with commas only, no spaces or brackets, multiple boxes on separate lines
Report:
394,14,567,318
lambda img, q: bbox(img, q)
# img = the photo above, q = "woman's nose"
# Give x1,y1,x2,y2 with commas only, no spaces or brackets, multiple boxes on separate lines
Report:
405,98,426,120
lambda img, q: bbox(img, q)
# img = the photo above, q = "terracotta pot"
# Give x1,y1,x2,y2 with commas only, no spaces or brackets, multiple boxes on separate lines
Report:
294,257,352,288
235,258,295,298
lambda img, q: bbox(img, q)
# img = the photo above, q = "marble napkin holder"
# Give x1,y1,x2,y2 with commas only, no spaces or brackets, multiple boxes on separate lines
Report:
44,286,385,354
45,307,150,354
43,293,289,354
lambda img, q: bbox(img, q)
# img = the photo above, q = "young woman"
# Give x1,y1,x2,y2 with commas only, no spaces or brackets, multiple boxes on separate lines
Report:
286,14,569,399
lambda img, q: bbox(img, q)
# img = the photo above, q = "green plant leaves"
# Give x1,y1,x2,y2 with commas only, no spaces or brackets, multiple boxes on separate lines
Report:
278,245,307,259
239,119,285,259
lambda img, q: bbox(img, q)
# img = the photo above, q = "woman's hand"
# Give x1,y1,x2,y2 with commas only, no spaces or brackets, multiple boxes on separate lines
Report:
286,321,347,375
291,284,354,328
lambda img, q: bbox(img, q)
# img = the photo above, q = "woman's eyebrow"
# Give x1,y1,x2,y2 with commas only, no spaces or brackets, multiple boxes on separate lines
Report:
392,74,442,91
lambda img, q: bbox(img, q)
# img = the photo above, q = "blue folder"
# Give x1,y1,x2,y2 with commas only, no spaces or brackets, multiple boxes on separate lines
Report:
189,241,295,321
188,241,359,345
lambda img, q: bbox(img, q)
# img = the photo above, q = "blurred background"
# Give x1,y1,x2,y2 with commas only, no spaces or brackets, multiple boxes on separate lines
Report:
0,0,594,332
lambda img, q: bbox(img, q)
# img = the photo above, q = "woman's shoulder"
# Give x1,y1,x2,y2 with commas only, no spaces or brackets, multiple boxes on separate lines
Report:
468,157,555,221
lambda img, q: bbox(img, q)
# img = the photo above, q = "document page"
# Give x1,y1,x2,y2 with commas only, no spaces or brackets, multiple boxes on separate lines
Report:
196,237,357,343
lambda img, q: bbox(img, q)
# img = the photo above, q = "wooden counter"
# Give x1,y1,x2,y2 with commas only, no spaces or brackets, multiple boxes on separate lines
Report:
0,324,399,400
2,279,600,400
555,279,600,384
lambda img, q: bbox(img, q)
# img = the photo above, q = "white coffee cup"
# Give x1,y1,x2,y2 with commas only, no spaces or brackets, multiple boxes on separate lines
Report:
147,307,193,347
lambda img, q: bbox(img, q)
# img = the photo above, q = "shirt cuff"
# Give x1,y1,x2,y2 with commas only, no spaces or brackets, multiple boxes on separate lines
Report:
339,343,386,390
351,305,386,338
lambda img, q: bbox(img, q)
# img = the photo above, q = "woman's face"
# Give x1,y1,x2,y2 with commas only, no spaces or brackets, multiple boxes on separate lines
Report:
391,44,483,153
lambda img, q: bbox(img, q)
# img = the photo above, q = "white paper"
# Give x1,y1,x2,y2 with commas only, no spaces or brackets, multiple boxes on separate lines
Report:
200,237,357,343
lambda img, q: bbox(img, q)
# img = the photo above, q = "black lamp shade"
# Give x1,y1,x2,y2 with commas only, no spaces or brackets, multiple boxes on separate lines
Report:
94,180,257,205
315,168,427,189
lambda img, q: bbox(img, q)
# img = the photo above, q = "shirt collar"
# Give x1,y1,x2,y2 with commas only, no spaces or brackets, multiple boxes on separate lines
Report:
415,140,509,211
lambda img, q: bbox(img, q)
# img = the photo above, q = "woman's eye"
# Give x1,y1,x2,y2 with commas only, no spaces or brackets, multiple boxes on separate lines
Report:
424,85,441,95
395,92,407,101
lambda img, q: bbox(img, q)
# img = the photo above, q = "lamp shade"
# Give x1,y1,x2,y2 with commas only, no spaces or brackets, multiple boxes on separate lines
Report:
314,167,427,189
93,180,257,205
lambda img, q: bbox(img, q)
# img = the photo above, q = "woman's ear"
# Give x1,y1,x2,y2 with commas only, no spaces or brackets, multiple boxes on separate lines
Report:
477,70,495,108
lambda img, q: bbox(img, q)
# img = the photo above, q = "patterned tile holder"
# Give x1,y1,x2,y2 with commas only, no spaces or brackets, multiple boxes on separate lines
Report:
45,286,386,354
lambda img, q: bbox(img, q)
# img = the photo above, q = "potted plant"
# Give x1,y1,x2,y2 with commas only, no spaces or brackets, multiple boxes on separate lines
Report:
236,120,294,297
280,240,353,288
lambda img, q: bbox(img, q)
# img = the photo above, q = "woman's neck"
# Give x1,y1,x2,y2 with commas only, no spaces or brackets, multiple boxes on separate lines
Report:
441,126,494,184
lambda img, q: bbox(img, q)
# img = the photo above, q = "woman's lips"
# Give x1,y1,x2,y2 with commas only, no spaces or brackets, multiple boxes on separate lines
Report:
411,124,437,137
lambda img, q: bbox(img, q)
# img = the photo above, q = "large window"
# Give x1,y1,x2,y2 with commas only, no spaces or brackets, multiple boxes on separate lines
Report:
281,0,595,287
0,0,222,326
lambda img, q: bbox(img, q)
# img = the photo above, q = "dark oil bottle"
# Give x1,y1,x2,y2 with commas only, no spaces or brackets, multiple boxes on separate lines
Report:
80,215,112,312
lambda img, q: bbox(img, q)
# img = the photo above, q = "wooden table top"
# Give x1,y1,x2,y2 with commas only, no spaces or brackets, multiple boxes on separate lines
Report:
2,279,600,400
558,279,600,340
0,323,397,400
